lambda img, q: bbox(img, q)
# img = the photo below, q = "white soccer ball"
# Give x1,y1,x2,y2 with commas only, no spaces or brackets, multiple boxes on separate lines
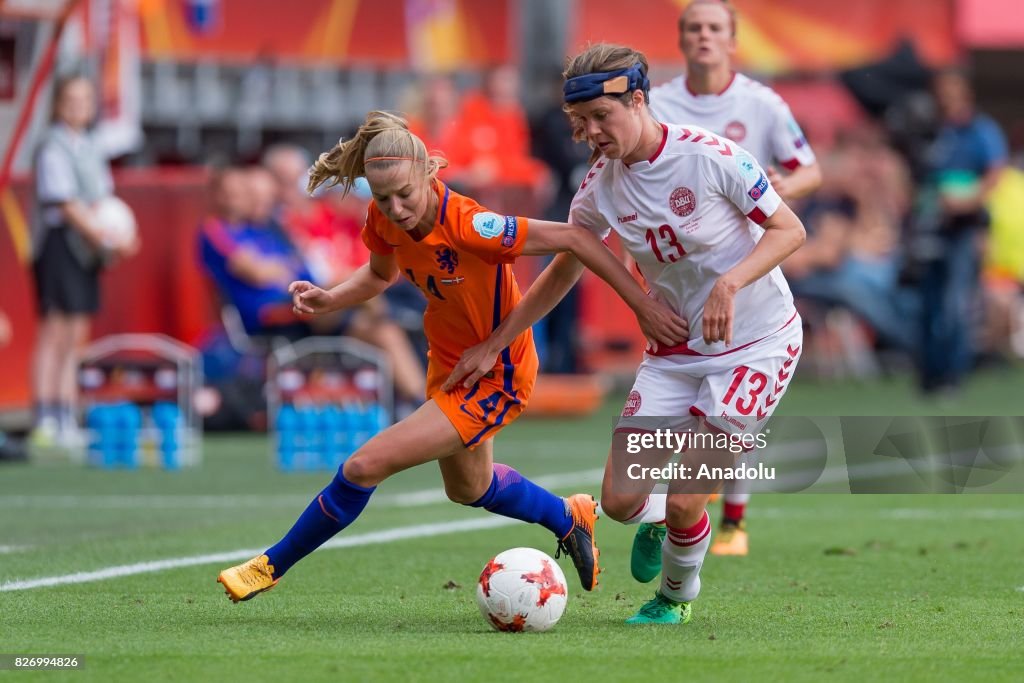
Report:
476,547,568,633
92,196,137,249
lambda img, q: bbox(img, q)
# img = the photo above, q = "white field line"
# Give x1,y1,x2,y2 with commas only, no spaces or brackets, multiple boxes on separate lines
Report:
0,545,30,554
4,454,1023,592
4,503,1022,592
0,515,520,592
4,502,1021,593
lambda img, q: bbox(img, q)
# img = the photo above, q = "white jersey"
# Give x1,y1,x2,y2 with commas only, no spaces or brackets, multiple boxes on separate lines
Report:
570,123,796,356
650,72,816,171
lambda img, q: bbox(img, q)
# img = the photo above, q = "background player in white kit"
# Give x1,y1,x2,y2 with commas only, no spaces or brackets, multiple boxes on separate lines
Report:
648,0,823,557
443,43,806,624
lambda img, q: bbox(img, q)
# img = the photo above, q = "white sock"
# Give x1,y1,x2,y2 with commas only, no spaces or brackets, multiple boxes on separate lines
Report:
619,484,667,525
661,510,711,603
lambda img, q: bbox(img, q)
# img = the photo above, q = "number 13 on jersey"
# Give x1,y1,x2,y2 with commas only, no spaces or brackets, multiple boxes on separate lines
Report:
645,224,687,264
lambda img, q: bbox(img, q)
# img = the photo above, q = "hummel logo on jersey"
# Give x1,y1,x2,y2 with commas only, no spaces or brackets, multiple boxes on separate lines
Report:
435,247,459,274
618,212,637,224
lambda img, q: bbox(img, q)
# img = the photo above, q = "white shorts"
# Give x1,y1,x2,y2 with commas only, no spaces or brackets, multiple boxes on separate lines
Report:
616,315,803,438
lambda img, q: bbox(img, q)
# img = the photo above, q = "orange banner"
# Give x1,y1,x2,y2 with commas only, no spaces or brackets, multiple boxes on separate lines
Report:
137,0,513,66
572,0,959,73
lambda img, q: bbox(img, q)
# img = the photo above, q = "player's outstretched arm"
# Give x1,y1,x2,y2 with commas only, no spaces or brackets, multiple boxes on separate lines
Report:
291,252,398,316
524,220,689,350
442,252,585,391
702,203,806,345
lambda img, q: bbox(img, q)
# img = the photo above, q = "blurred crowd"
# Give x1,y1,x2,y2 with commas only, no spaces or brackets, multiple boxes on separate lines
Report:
785,69,1022,395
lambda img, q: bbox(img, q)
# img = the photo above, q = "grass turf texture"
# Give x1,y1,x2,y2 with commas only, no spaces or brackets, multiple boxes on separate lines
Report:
2,368,1023,682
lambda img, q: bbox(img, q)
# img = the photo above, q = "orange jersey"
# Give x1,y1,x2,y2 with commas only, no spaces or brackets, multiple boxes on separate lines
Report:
361,181,539,408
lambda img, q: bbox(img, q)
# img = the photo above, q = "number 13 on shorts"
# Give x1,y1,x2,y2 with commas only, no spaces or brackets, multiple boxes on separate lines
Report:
703,336,802,429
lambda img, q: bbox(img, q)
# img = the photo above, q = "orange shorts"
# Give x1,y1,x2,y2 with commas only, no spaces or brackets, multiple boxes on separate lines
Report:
427,349,538,449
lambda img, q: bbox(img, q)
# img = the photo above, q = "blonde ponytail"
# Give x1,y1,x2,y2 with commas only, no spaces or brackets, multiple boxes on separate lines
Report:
307,110,448,196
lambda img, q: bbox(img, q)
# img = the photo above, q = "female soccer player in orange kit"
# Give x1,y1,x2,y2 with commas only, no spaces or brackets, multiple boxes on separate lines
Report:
217,111,688,602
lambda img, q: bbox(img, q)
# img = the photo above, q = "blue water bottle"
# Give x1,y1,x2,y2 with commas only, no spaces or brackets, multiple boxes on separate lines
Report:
351,400,372,451
276,403,298,471
320,404,341,469
119,402,142,469
371,401,390,434
86,404,113,467
153,401,181,470
297,405,321,471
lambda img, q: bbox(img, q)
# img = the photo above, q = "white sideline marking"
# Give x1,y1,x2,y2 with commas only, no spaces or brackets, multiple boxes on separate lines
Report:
0,545,29,554
4,502,1021,592
0,515,520,592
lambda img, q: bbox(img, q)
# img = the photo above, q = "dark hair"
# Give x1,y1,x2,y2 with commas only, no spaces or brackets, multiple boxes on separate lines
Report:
50,73,94,122
563,43,651,109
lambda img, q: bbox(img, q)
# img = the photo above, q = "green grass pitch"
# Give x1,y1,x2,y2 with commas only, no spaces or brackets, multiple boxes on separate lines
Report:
2,368,1023,681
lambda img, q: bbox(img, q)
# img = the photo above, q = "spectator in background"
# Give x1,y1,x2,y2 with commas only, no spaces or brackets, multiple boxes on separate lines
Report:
199,166,314,339
786,127,918,353
262,144,428,361
916,68,1007,394
30,74,139,449
406,74,460,170
442,65,551,212
980,160,1024,358
262,144,365,287
199,166,426,404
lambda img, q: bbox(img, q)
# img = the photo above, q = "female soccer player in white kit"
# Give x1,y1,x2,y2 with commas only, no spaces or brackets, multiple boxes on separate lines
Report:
443,43,806,624
649,0,822,557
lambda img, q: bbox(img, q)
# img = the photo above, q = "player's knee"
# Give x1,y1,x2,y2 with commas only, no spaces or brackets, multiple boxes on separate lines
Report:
599,490,640,523
445,482,484,505
341,453,384,488
443,471,490,505
665,494,707,525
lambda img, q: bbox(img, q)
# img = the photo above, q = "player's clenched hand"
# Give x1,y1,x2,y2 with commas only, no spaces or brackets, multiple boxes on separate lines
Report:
289,280,334,315
441,341,501,392
635,298,688,353
766,167,791,201
702,278,737,345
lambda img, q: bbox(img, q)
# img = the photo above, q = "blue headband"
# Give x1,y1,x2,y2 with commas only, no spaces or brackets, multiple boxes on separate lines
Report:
563,64,650,104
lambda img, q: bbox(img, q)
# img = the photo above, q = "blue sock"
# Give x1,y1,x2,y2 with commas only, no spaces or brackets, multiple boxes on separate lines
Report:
467,463,572,538
264,469,375,578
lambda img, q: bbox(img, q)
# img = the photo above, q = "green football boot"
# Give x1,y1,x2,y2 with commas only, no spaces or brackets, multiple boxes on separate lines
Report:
630,522,666,583
625,592,692,625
